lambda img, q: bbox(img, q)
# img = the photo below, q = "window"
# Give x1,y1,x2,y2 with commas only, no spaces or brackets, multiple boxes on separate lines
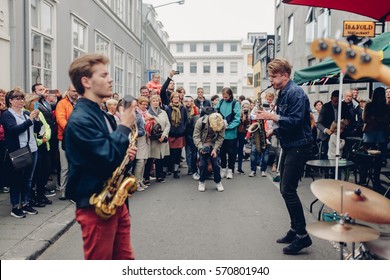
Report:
190,43,197,52
190,83,197,95
72,17,88,59
30,0,55,88
217,43,224,52
216,62,224,74
176,83,184,89
317,9,330,38
114,0,125,21
216,83,224,94
203,43,210,52
276,0,281,6
230,83,238,95
176,62,184,74
95,32,110,57
127,54,134,96
230,43,238,52
230,62,238,74
190,62,197,74
203,83,210,95
247,54,253,65
203,62,210,74
288,15,294,44
114,46,124,94
176,43,183,53
276,26,281,52
247,73,253,86
135,60,141,93
126,0,134,30
305,8,316,56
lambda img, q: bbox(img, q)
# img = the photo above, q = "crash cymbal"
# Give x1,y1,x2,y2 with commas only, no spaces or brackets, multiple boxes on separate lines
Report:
311,179,390,224
307,222,380,242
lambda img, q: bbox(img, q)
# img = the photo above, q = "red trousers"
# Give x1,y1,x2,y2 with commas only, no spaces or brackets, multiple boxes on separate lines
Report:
75,205,135,260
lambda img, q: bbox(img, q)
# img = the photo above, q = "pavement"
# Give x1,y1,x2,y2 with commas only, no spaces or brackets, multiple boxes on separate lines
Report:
0,162,389,260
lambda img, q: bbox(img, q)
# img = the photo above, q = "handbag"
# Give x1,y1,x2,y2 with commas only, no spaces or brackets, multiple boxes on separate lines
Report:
8,113,33,170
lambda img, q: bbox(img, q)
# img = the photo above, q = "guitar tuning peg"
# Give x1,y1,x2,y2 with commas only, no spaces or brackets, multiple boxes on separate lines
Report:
347,35,360,46
360,53,372,63
332,43,342,54
318,40,328,51
346,48,356,59
362,38,372,48
346,63,357,74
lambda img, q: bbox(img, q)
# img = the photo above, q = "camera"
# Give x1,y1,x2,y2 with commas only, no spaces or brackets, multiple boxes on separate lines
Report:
200,146,212,155
174,70,180,75
243,109,249,114
48,89,57,94
263,103,270,109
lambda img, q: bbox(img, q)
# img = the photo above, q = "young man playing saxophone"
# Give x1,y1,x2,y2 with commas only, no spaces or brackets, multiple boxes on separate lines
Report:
65,54,137,260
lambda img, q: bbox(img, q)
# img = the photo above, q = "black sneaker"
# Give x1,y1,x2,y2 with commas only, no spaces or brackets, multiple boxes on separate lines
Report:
21,204,38,215
276,230,297,244
38,196,53,205
11,207,26,218
156,178,165,183
173,171,180,179
44,187,56,197
30,197,46,208
237,169,245,174
283,235,312,255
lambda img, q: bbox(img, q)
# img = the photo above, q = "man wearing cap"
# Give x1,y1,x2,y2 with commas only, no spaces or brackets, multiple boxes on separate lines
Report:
193,112,225,192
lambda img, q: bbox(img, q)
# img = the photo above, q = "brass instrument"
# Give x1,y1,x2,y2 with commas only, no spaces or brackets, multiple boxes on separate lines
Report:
248,86,271,153
89,123,138,220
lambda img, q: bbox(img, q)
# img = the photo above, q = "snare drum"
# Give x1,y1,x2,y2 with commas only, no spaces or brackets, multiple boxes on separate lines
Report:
360,233,390,260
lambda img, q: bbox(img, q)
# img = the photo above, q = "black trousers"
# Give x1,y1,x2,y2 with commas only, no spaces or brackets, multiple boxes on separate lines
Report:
279,145,312,235
220,138,237,170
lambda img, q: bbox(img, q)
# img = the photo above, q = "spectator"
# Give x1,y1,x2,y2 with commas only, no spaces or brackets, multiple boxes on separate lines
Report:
343,89,363,137
2,87,42,218
160,70,178,106
215,87,241,179
25,94,52,207
236,100,250,174
144,95,171,183
0,88,10,193
194,87,211,114
146,73,162,95
56,85,78,200
112,93,119,101
176,87,186,103
139,86,150,99
238,95,246,104
193,112,225,192
210,94,219,107
386,87,390,105
106,99,121,126
327,121,345,160
165,92,188,179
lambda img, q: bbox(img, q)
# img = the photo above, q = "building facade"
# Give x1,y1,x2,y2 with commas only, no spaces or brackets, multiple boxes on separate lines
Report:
0,0,175,97
274,0,390,104
169,37,259,100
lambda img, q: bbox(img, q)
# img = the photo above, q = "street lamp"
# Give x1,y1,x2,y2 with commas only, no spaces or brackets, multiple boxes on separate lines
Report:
142,0,185,84
145,0,185,23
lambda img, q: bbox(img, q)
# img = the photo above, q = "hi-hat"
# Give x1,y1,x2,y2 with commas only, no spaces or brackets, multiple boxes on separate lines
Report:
307,222,380,242
311,179,390,224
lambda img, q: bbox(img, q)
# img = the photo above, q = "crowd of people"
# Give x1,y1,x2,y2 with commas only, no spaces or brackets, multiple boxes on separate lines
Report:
0,55,390,259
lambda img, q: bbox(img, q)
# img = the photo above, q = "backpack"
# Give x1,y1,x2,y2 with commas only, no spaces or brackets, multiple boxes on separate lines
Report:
150,122,163,140
217,99,237,124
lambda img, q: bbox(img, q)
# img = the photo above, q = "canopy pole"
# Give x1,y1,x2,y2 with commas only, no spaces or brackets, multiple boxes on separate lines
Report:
335,71,344,180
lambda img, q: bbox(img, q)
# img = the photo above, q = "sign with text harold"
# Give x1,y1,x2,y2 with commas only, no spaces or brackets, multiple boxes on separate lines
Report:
343,21,375,37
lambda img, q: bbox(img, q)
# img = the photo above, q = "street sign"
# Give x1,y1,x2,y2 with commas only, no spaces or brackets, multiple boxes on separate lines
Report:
343,21,375,37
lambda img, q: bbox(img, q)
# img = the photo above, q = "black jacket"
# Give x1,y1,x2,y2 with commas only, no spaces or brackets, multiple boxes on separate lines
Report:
65,98,131,208
165,105,188,137
317,101,352,141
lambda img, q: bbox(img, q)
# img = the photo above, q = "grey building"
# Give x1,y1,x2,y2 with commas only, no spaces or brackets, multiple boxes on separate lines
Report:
0,0,175,97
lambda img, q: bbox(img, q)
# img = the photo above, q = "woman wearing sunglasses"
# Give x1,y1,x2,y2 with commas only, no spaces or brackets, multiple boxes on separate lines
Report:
2,87,42,218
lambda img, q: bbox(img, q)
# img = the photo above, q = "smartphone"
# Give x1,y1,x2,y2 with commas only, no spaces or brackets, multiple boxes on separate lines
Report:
174,70,180,75
48,89,57,94
34,101,39,110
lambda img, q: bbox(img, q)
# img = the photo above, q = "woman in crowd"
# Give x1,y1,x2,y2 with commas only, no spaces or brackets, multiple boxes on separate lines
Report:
359,87,390,192
236,99,250,174
144,95,171,183
211,95,220,108
133,96,150,191
106,98,120,126
2,88,42,218
165,92,188,179
25,94,52,206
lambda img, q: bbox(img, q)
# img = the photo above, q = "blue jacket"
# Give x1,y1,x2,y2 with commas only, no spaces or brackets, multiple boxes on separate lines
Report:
1,110,42,152
64,98,131,208
275,80,313,149
215,99,241,140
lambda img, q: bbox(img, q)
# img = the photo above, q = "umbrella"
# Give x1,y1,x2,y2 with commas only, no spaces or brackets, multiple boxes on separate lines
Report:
282,0,390,22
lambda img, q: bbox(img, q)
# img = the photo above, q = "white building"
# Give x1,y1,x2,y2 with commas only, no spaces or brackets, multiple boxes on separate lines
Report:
169,36,259,100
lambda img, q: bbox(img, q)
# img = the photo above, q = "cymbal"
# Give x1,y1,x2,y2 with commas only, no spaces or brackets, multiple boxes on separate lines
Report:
311,179,390,224
307,222,380,242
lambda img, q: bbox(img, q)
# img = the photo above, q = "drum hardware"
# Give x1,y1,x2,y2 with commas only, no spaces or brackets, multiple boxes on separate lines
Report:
311,179,390,224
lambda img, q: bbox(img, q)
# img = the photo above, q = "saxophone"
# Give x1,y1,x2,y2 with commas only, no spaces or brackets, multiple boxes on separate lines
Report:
89,124,138,220
247,87,271,153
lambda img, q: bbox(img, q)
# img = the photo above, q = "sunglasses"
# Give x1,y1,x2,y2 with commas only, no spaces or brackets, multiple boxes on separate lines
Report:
11,95,25,101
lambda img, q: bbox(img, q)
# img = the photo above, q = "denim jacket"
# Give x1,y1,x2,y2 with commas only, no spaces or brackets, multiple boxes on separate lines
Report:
275,80,313,149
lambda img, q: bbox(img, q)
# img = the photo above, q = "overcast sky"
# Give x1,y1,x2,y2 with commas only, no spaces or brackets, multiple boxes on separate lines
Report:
145,0,275,41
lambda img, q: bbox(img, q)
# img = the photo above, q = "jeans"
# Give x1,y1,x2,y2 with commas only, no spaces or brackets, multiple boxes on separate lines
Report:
250,144,261,172
76,205,134,260
33,146,51,198
237,132,246,170
199,154,221,183
185,136,198,173
220,138,237,170
10,151,38,207
259,148,270,172
279,145,312,235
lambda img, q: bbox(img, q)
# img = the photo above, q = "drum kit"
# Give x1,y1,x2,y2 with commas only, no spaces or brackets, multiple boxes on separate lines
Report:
308,179,390,260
